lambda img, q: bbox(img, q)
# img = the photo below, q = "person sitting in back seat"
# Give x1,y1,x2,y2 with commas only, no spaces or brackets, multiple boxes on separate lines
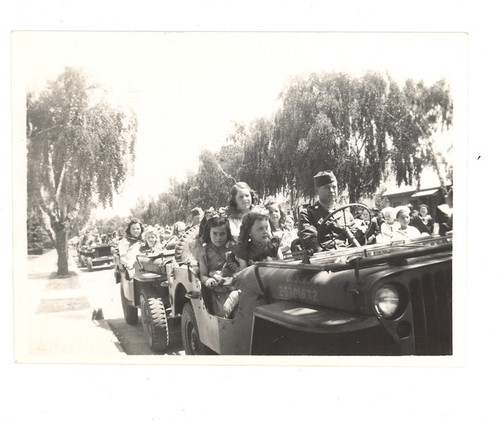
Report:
233,210,283,269
140,227,163,254
391,207,422,241
117,219,144,279
198,214,240,318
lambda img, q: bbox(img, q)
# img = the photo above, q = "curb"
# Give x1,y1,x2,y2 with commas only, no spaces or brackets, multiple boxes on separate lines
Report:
25,248,126,358
69,252,126,354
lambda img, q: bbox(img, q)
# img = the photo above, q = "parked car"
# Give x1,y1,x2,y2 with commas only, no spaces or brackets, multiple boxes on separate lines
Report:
78,244,115,271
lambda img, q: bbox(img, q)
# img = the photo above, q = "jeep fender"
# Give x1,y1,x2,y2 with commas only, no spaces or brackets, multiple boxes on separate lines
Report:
252,301,379,335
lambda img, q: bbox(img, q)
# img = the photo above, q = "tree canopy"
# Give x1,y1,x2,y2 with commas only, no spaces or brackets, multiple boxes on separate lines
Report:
27,67,137,275
130,70,452,225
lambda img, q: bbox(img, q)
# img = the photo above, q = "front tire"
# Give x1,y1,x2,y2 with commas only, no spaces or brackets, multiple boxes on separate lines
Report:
120,283,138,325
181,302,207,355
140,287,169,353
86,257,93,271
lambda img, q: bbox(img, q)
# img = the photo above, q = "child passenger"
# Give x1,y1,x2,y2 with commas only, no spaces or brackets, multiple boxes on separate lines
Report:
265,199,286,240
280,215,298,256
391,207,422,241
234,211,283,269
140,227,163,254
377,207,400,243
198,214,240,318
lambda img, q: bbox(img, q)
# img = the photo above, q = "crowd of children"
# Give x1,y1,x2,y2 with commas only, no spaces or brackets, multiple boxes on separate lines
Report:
190,183,298,318
375,203,438,243
106,179,447,319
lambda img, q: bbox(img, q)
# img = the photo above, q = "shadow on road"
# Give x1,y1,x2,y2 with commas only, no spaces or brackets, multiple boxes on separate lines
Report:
105,317,185,356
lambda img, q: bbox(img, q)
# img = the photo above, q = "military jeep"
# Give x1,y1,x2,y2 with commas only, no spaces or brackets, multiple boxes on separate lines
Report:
116,249,179,353
78,244,115,271
163,216,453,356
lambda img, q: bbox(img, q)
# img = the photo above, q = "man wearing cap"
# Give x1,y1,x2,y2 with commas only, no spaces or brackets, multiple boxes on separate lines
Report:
298,170,358,253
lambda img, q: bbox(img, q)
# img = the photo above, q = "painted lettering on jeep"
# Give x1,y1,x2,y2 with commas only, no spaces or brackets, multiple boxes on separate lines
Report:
277,286,319,303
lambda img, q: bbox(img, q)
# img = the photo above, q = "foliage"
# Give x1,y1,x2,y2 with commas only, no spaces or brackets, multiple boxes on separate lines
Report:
92,215,130,235
27,67,137,275
27,217,54,253
125,70,453,227
195,149,236,208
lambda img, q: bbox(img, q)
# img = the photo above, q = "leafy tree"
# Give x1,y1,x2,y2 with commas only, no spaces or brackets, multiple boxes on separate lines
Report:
124,70,453,230
27,67,137,276
237,118,279,199
275,72,392,202
270,71,452,203
93,215,130,235
130,196,149,221
195,149,236,209
27,216,54,254
273,74,320,204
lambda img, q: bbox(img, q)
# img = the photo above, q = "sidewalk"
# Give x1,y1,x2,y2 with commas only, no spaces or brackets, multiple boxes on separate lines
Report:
16,248,126,363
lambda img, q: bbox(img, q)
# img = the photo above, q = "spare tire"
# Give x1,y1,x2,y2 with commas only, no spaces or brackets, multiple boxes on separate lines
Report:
174,224,200,264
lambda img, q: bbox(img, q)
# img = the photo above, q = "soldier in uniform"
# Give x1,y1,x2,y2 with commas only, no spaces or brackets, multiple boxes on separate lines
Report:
298,170,361,254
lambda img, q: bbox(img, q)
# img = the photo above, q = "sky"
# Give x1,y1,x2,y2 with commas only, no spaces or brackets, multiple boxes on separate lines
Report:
13,31,466,217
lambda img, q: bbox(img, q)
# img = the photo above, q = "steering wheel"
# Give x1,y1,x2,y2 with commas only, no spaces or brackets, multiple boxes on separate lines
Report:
317,203,372,251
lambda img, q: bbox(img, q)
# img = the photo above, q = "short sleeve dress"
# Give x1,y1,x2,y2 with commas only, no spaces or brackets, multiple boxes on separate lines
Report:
233,237,280,264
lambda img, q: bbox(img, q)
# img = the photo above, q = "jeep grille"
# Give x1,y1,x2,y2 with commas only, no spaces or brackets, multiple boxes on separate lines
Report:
409,268,452,355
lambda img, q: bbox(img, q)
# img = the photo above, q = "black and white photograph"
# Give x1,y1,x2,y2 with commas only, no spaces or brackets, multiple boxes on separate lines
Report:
6,2,499,420
12,31,465,362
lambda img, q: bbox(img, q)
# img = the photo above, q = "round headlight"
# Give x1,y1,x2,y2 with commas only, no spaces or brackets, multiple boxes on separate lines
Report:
374,284,400,319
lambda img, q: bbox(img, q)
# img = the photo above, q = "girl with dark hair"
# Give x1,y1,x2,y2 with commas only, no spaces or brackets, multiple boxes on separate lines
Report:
226,182,258,240
198,214,239,318
234,210,283,270
410,204,435,235
117,219,144,277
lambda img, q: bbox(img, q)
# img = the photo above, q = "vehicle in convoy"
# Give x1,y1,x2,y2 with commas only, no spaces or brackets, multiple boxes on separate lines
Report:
115,248,179,353
78,244,115,271
120,205,453,355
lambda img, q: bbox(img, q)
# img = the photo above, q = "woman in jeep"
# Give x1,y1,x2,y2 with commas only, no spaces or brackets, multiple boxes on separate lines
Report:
226,182,258,240
117,219,144,277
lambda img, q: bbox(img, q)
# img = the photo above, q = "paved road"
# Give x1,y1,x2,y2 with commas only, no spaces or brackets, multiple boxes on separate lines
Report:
21,248,185,362
74,250,185,356
81,263,185,355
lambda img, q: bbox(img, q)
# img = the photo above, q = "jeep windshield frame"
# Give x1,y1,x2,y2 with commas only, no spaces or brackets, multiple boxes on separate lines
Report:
253,233,452,274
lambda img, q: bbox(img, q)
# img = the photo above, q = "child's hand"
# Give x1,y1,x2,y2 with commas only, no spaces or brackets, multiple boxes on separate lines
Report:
225,260,239,273
205,278,218,288
210,271,224,282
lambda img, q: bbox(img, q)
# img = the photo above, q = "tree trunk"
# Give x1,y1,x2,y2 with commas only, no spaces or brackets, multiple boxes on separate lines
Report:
425,135,451,207
349,184,359,203
53,223,69,276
